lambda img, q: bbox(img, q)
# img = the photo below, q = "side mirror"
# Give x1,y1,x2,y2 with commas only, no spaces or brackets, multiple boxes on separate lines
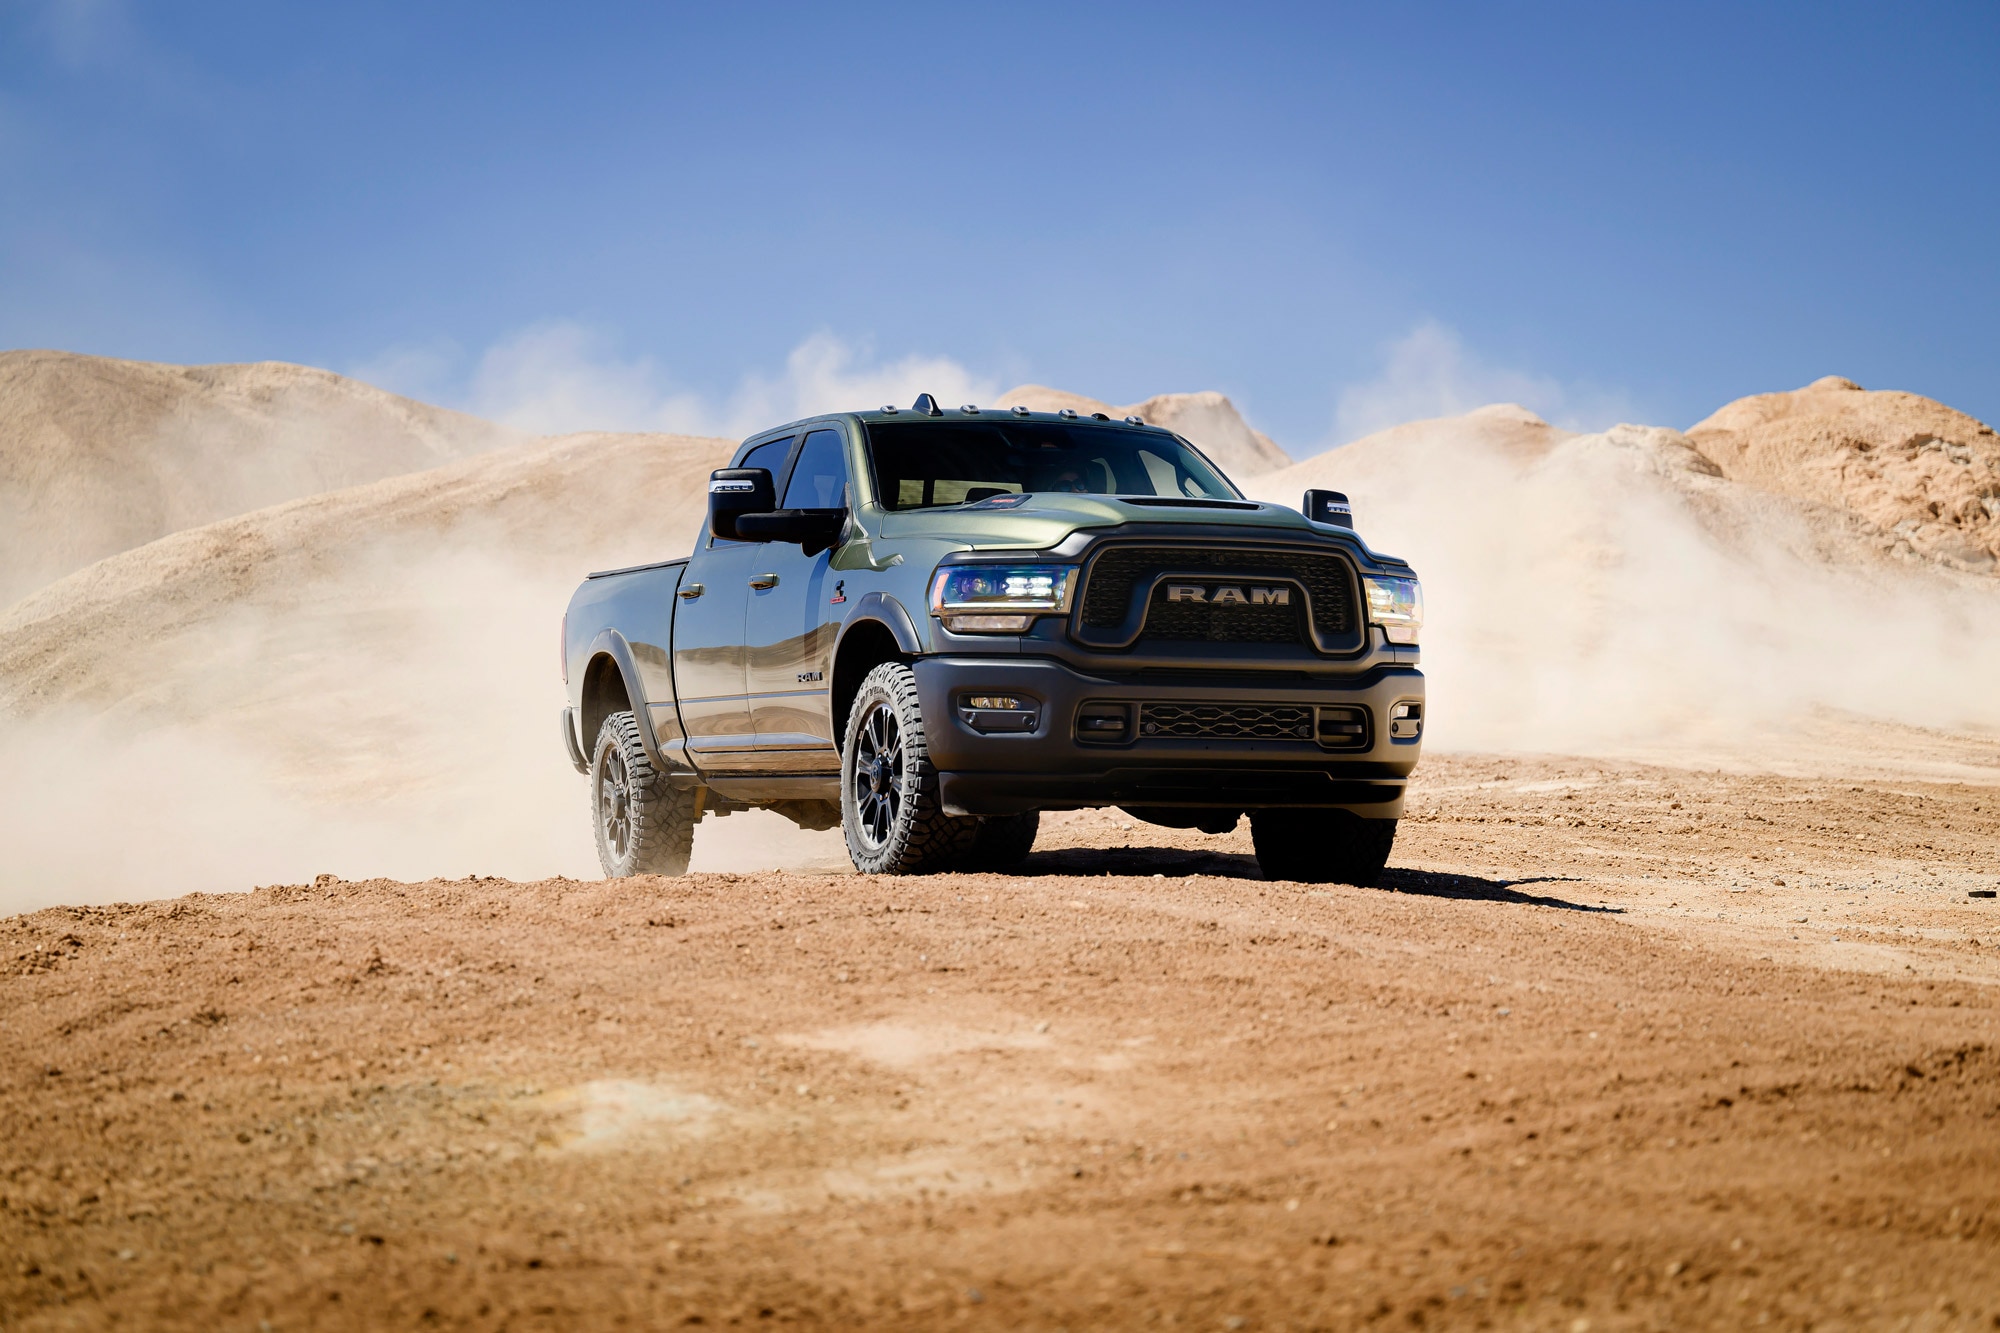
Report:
709,468,776,541
1303,488,1353,528
733,508,848,557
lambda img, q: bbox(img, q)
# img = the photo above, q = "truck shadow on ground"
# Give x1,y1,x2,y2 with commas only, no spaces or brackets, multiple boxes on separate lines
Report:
1017,848,1621,913
1020,846,1262,880
1378,867,1623,913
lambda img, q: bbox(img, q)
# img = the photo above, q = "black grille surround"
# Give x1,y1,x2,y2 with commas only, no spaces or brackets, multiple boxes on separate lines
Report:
1139,702,1314,741
1072,542,1362,654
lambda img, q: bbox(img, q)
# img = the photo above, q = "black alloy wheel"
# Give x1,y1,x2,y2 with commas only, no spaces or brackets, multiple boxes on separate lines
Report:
839,662,977,874
850,699,905,851
598,744,633,861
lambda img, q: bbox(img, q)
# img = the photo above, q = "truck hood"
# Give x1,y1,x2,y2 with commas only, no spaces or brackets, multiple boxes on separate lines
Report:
873,494,1325,551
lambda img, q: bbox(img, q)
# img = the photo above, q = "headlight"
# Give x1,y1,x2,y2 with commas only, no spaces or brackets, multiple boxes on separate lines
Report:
1363,575,1423,644
930,564,1076,634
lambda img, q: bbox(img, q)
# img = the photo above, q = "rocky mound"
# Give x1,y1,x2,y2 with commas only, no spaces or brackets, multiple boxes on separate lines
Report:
997,384,1290,477
1687,376,2000,573
0,350,515,606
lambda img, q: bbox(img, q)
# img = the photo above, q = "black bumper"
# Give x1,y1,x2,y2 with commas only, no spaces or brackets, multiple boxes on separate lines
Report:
913,655,1423,818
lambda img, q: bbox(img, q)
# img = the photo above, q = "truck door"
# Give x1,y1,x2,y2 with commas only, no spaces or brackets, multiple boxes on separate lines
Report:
671,435,795,768
745,426,849,767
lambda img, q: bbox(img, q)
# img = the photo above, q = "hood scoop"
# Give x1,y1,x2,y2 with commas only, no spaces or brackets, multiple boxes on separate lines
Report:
1119,497,1263,511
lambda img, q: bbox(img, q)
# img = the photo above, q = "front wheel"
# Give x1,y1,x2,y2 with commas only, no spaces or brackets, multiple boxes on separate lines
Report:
592,711,696,877
841,662,977,874
1250,809,1396,886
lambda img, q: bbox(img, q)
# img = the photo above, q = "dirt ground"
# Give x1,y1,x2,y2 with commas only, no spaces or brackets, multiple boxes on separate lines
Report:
4,748,1999,1331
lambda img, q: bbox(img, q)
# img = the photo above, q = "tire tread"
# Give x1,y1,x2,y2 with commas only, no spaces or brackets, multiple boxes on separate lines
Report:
594,711,696,878
841,662,978,874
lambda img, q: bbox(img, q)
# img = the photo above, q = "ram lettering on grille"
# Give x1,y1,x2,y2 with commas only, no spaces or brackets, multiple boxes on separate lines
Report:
1163,584,1291,606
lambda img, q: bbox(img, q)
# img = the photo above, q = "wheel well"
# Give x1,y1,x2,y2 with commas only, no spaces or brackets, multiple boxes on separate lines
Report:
580,653,633,755
831,620,909,743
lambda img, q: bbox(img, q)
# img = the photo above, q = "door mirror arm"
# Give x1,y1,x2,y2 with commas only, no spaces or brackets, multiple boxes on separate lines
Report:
732,508,848,556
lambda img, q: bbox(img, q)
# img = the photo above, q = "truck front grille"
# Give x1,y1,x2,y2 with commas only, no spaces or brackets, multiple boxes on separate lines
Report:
1075,545,1356,650
1138,702,1316,741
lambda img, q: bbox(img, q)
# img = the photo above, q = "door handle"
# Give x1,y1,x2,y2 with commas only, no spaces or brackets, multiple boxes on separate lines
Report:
677,583,705,599
749,573,780,590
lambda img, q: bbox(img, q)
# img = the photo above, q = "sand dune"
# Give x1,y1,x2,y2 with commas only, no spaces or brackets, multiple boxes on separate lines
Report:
0,428,724,714
998,384,1290,477
0,350,515,606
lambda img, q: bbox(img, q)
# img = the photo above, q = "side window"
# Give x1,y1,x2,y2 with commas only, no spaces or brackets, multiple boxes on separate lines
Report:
781,428,850,510
739,436,794,478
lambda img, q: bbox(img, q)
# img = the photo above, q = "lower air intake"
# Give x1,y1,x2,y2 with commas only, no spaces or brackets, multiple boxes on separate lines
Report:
1138,703,1315,741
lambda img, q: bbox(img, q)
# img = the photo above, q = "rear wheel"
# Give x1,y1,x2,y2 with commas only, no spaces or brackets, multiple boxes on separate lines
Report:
592,711,696,877
1250,809,1396,886
841,662,978,874
956,812,1040,872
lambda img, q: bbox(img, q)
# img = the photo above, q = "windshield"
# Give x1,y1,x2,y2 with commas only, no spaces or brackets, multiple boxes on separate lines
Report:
864,420,1241,510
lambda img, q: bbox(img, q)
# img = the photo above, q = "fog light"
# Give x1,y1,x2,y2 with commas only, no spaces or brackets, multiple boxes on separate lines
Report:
960,694,1038,734
1389,700,1423,740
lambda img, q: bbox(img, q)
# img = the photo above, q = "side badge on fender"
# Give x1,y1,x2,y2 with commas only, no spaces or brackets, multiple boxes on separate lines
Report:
830,579,846,605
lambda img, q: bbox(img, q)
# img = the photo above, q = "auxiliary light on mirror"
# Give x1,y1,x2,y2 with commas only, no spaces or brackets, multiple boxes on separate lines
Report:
1303,489,1354,528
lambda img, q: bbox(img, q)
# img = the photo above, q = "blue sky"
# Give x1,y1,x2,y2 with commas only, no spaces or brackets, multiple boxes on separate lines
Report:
3,1,1996,453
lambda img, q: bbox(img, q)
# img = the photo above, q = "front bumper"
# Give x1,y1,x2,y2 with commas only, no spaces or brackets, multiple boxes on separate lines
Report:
913,655,1423,818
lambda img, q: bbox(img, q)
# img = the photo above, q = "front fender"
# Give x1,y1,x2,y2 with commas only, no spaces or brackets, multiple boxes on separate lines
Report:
842,590,925,654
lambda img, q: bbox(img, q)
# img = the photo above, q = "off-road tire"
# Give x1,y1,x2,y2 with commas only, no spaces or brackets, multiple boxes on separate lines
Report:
955,812,1040,872
1250,809,1397,886
592,711,696,878
841,662,978,875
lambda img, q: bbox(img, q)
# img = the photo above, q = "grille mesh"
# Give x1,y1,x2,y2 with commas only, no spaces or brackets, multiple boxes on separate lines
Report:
1077,546,1355,645
1138,703,1316,741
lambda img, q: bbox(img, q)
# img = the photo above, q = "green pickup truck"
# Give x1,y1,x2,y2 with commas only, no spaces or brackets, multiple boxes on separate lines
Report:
560,394,1424,883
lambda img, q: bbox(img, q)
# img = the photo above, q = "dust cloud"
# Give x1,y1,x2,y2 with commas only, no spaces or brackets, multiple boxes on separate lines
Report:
1253,421,2000,763
0,532,844,918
